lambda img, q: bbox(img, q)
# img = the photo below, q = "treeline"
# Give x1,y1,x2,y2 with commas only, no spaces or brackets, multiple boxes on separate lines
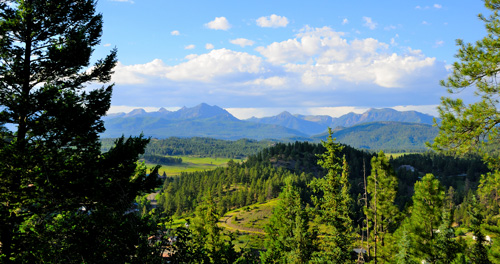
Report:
144,137,272,158
142,154,182,165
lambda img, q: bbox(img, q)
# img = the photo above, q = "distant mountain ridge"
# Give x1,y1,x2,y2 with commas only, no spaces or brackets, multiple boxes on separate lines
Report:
101,103,438,151
249,107,437,135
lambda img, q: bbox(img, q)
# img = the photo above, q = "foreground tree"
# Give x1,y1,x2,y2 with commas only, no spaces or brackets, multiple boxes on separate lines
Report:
365,151,399,263
431,1,500,262
405,173,445,263
261,176,318,264
0,0,161,262
311,129,354,263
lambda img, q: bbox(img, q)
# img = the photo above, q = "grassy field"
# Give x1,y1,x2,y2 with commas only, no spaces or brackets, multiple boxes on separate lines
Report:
144,156,243,176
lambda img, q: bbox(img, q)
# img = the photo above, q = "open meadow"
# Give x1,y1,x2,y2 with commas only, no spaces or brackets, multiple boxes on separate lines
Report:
145,156,243,176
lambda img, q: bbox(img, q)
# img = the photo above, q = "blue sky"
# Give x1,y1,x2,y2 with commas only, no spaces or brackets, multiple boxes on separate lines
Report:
93,0,486,118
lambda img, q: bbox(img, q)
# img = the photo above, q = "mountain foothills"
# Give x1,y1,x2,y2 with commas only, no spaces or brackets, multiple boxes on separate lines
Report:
102,103,438,152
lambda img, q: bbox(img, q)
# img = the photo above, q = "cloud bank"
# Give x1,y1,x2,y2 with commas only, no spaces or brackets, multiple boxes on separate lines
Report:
110,26,448,111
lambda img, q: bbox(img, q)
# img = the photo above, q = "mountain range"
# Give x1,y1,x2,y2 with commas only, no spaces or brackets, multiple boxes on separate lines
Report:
102,103,439,151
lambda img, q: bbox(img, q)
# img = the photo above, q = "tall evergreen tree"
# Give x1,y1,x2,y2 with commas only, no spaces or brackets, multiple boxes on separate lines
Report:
365,151,399,263
311,128,354,263
468,195,492,264
430,1,500,261
406,173,445,263
261,176,318,264
191,194,238,264
0,0,161,262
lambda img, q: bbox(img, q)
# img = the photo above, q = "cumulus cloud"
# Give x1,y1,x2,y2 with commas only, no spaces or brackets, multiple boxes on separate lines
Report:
256,14,289,28
165,48,266,82
185,44,195,50
111,60,169,85
434,4,442,9
230,38,255,47
342,18,349,25
256,26,445,89
110,26,448,111
205,17,231,30
205,43,214,50
363,17,377,30
171,30,180,36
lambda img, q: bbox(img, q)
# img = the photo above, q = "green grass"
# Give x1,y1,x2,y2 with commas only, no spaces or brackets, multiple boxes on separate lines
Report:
145,156,242,176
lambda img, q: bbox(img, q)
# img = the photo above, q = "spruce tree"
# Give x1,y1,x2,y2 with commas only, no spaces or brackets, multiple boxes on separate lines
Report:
0,0,161,262
261,176,318,264
311,128,354,263
406,173,445,263
365,151,399,263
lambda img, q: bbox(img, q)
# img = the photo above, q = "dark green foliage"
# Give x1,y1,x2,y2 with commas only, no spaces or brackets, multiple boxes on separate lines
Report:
261,177,318,263
365,151,399,262
310,129,354,263
468,195,492,264
0,0,162,262
143,154,182,165
405,173,445,263
103,136,271,159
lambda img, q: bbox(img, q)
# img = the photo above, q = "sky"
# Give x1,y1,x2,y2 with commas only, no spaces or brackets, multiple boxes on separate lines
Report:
93,0,487,119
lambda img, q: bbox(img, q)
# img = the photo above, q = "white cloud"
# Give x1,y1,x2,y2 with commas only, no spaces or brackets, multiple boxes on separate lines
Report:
363,17,377,30
185,44,195,50
165,48,266,82
110,26,447,111
230,38,255,47
103,43,111,47
434,4,442,9
107,106,164,114
111,60,169,85
256,14,289,28
392,105,439,117
205,17,231,30
435,40,444,47
171,30,180,36
256,26,444,89
342,18,349,25
205,43,214,50
422,21,430,25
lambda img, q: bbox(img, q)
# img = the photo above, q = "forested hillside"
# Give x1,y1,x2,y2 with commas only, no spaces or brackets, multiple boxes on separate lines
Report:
148,139,495,263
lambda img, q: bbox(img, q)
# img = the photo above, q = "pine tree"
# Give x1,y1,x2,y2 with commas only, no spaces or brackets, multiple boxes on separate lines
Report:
191,194,238,264
430,1,500,261
468,195,492,264
365,151,399,263
261,176,318,264
0,0,161,262
311,128,354,263
406,173,445,263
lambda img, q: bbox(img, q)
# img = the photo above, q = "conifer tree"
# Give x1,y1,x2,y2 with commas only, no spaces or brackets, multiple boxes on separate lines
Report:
191,194,238,264
311,128,354,263
406,173,445,263
365,151,399,263
468,195,492,264
261,176,318,264
430,1,500,261
0,0,161,262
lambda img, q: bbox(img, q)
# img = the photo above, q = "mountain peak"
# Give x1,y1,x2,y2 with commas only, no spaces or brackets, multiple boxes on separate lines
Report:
125,108,147,117
158,107,170,113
